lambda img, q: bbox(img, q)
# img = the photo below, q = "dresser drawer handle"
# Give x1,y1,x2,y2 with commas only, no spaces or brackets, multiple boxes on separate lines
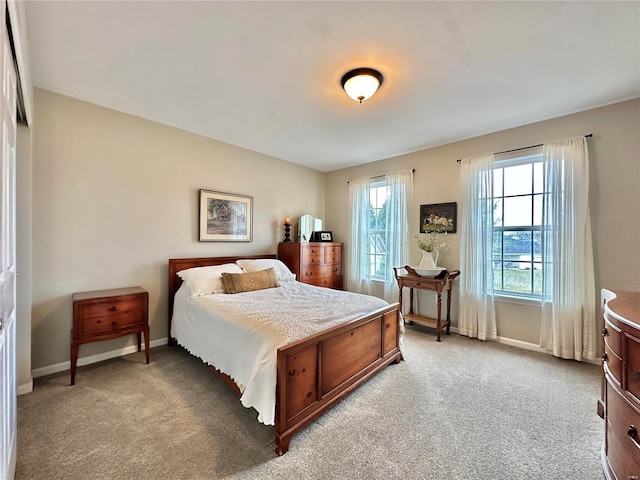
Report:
111,321,118,328
601,327,608,337
628,425,640,450
602,353,608,362
108,306,117,312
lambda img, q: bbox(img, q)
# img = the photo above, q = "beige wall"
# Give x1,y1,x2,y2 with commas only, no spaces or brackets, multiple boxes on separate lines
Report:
31,88,326,371
325,98,640,346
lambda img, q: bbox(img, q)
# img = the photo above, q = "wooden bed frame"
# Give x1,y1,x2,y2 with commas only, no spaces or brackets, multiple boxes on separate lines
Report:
168,255,403,455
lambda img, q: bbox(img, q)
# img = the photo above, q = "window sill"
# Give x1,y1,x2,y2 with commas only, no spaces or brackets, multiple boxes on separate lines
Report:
494,294,541,307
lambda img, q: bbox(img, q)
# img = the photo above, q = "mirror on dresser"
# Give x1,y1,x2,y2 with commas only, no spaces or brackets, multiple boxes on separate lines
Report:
297,214,323,242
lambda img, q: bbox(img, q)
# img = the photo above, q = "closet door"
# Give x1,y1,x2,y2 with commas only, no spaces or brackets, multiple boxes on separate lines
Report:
0,0,18,475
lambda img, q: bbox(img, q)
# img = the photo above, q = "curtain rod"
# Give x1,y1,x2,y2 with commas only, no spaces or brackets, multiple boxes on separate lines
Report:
347,168,415,184
455,134,593,163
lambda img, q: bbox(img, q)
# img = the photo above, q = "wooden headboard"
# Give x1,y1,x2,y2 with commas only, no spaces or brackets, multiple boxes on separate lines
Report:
167,254,277,344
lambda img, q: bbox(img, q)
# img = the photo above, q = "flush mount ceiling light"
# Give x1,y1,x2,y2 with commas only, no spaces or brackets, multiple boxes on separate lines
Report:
341,67,383,103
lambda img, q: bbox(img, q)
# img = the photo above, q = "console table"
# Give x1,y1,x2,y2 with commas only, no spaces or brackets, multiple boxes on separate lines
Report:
393,267,460,341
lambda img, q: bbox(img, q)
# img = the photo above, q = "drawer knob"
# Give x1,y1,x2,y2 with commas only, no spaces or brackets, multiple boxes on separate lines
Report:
628,425,640,451
386,323,390,328
288,369,295,376
111,321,118,327
601,327,608,337
108,306,117,312
601,353,608,362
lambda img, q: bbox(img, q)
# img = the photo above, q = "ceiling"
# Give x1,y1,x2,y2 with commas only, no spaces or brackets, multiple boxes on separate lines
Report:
25,1,640,173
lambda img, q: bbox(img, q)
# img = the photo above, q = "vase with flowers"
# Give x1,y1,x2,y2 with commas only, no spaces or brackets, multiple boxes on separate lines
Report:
415,231,449,269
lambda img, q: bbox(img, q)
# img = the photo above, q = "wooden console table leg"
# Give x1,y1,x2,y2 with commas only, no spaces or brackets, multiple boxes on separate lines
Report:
408,287,415,325
70,341,79,386
143,327,150,364
446,288,452,335
436,292,442,342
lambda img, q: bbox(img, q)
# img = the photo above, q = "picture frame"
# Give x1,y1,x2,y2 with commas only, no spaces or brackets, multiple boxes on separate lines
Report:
310,231,333,242
199,189,253,242
420,202,457,233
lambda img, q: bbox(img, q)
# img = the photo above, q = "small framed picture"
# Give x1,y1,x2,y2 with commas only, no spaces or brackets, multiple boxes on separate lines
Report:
420,202,457,233
199,189,253,242
311,231,333,242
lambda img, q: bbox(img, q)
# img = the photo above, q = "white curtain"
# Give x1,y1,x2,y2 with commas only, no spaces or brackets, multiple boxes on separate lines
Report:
382,170,414,302
347,170,413,302
459,154,497,340
540,136,596,361
347,177,373,295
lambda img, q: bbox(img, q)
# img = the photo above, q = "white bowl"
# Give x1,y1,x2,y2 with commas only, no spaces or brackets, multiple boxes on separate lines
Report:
412,266,446,277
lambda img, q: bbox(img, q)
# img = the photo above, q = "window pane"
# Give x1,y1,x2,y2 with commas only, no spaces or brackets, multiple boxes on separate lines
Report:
503,196,532,226
533,193,543,226
533,162,543,194
493,231,502,260
504,164,532,196
493,199,503,227
503,268,533,294
493,262,504,291
493,168,503,197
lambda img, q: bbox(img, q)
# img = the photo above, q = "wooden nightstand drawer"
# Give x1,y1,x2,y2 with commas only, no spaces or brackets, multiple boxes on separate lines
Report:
79,310,145,335
78,296,144,320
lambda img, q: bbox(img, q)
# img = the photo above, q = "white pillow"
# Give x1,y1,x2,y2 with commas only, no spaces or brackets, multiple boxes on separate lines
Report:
177,263,244,297
236,259,296,283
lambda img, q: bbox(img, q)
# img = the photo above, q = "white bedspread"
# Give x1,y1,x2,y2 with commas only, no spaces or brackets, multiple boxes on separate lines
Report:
171,281,401,426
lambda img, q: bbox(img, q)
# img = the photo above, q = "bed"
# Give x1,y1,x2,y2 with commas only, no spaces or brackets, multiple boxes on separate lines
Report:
168,255,403,455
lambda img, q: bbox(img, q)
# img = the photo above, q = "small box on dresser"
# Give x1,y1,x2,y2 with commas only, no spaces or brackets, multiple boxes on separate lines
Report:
278,242,343,290
71,286,150,385
600,289,640,480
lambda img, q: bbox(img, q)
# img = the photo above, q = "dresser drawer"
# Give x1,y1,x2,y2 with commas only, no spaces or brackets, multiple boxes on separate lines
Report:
627,333,640,401
603,319,622,358
301,251,323,266
78,296,145,320
301,265,331,281
605,342,623,386
80,310,145,335
606,382,640,477
324,246,342,263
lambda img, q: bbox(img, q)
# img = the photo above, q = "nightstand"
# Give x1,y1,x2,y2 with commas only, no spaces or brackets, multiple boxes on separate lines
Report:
71,286,149,385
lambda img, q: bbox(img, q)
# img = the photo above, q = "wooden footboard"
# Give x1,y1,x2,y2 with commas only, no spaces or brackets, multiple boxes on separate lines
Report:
168,256,403,456
275,302,402,455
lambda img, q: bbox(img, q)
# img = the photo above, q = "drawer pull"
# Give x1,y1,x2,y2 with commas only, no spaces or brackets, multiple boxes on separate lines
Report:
385,323,390,328
108,306,117,312
602,353,608,362
601,327,608,337
305,272,313,276
288,369,295,376
628,425,640,450
111,321,118,327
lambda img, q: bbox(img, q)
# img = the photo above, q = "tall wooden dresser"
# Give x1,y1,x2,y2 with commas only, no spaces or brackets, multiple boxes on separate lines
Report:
600,289,640,480
277,242,343,290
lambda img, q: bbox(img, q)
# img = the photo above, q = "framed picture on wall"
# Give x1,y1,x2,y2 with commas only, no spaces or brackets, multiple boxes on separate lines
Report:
420,202,457,233
199,189,253,241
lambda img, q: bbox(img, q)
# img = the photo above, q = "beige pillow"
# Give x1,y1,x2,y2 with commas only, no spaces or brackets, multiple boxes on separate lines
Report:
221,267,280,294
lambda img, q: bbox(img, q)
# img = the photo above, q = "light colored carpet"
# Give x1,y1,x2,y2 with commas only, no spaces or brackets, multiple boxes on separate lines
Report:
16,326,604,480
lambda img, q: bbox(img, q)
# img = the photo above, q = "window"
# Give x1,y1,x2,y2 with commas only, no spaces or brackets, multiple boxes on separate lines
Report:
492,151,544,298
368,180,388,279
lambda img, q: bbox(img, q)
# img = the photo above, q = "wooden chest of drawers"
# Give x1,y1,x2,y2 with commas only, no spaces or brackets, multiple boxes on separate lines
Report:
600,289,640,480
71,286,149,385
278,242,343,290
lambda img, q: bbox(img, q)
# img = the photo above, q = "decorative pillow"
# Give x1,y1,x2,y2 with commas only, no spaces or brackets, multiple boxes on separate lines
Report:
177,263,244,297
236,259,296,283
221,267,280,294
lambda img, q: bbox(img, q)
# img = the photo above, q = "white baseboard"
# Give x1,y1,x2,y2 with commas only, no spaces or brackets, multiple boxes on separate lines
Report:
17,380,33,395
450,327,599,365
31,337,168,379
